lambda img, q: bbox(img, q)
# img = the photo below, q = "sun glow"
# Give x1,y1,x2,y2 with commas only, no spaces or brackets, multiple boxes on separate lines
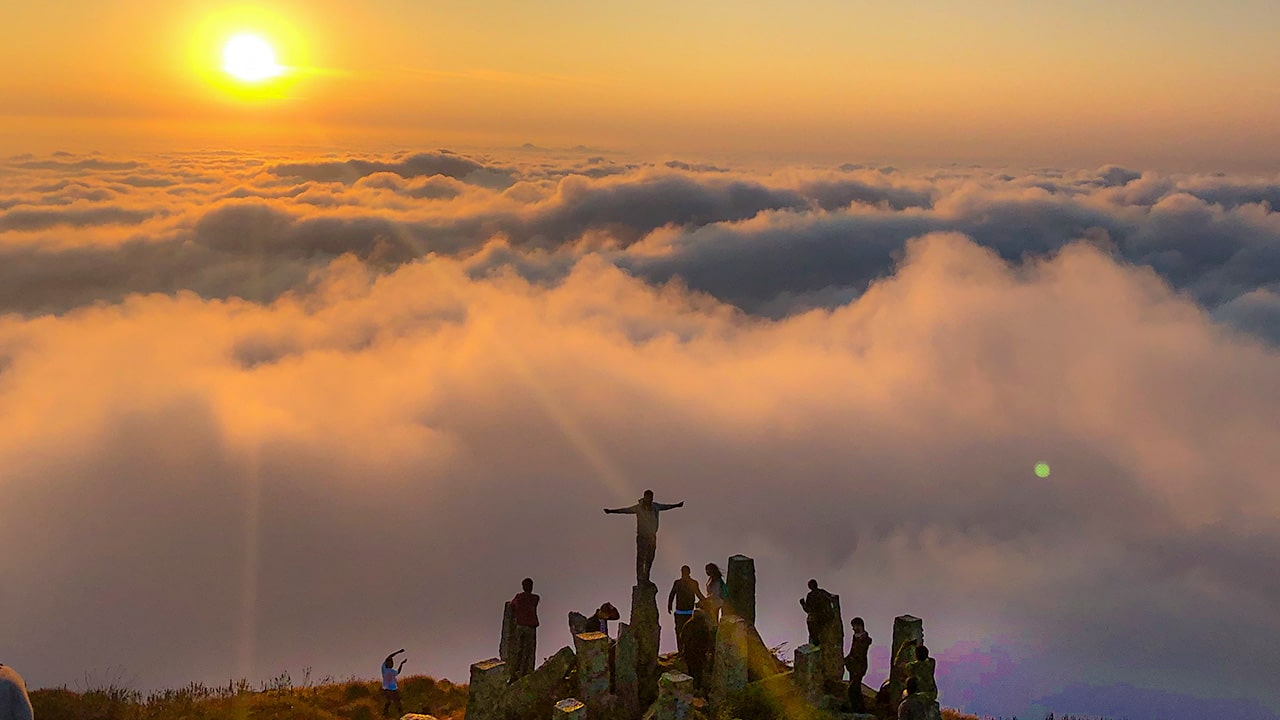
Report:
222,34,281,82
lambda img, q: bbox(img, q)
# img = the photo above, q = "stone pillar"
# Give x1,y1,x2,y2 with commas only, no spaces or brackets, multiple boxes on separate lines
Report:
654,672,695,720
552,698,586,719
889,615,924,704
466,658,507,720
568,611,592,636
710,615,749,712
501,601,518,664
505,647,578,720
793,644,822,704
574,631,611,715
725,555,756,625
630,582,661,708
819,593,844,686
615,622,639,719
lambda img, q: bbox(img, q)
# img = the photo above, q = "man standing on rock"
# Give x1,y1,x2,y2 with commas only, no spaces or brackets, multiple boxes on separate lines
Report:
668,565,706,654
799,579,835,647
604,490,684,584
510,577,540,682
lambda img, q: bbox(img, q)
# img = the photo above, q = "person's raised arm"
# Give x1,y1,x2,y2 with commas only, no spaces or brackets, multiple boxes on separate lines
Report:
398,659,407,672
604,503,640,514
654,501,685,511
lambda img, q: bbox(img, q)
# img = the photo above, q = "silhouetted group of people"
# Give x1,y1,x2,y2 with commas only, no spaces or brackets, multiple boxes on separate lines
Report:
798,578,939,718
498,490,939,719
663,562,730,694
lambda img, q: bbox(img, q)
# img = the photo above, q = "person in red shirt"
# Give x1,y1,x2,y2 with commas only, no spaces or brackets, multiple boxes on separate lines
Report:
509,578,540,682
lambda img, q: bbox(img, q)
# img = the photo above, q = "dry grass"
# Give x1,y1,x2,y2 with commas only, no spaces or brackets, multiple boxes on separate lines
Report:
30,672,468,720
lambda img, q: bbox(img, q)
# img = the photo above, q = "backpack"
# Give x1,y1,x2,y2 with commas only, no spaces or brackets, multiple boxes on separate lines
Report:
810,590,834,623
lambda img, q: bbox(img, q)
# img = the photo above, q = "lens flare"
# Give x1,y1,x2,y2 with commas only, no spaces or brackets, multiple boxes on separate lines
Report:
1035,461,1051,478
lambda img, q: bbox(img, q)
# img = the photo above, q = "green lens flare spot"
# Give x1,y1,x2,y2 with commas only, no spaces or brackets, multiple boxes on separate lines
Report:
1034,462,1051,478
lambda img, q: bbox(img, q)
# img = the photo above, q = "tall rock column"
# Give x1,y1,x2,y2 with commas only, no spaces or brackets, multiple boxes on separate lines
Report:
573,631,612,716
615,622,639,719
654,672,695,720
793,644,823,704
501,602,518,664
466,658,507,720
631,581,661,708
819,593,844,686
725,555,756,625
889,615,924,704
710,615,749,712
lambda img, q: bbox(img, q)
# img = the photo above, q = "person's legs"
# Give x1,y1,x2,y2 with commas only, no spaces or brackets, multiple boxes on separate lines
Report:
527,626,537,677
636,536,656,583
848,674,864,712
806,619,821,647
515,625,537,678
674,614,690,655
511,628,528,681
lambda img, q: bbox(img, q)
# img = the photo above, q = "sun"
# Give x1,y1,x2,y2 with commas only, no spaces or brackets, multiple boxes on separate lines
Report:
222,33,282,82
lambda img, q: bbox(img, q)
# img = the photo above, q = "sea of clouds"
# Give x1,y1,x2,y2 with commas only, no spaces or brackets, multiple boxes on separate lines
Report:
1,149,1277,720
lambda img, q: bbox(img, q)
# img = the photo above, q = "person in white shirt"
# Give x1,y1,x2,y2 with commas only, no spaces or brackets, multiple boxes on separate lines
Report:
604,489,684,584
381,649,406,717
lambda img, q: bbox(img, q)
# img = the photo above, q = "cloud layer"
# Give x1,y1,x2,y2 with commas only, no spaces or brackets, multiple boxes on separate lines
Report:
2,150,1278,719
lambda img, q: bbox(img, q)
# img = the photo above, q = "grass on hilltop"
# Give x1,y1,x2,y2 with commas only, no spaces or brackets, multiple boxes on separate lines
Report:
30,670,467,720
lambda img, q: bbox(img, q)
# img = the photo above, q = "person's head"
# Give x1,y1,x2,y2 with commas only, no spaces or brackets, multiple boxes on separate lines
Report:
385,657,394,668
681,565,692,578
915,644,929,661
642,489,654,506
905,676,919,696
851,617,865,632
522,577,533,593
705,562,721,578
807,579,818,590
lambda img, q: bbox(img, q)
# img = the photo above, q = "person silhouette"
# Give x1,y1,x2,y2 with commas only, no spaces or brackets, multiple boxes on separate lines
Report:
704,563,727,622
509,578,541,682
380,650,406,717
844,617,872,712
678,600,716,695
667,565,706,654
897,676,930,720
799,579,835,647
604,490,684,584
905,644,938,702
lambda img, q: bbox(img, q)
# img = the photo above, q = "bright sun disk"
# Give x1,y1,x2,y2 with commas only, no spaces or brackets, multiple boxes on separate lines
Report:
222,33,282,82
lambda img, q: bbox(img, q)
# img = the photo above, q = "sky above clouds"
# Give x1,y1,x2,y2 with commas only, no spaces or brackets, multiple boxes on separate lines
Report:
1,149,1279,720
2,0,1279,168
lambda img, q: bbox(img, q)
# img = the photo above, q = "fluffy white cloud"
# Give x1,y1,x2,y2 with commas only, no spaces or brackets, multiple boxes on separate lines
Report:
1,151,1278,720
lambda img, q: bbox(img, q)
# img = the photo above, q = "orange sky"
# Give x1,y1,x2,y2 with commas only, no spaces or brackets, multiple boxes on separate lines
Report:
2,2,1278,169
